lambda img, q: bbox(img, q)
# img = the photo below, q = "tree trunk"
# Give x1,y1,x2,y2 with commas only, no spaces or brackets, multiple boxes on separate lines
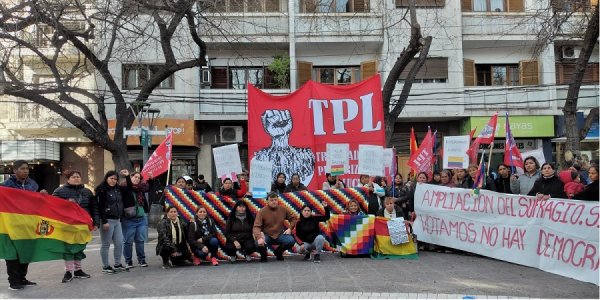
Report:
111,146,132,172
562,4,599,162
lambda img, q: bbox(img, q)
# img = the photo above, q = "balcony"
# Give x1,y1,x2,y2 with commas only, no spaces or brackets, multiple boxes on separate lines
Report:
197,89,290,120
462,13,540,40
463,86,555,113
295,12,383,43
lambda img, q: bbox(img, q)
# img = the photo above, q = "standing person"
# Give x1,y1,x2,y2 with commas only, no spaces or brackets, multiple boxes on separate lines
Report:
386,173,408,209
188,206,220,266
121,171,149,269
184,176,195,190
2,160,46,290
430,171,441,185
173,177,187,189
510,156,541,195
96,171,125,274
439,170,455,188
573,165,599,201
454,169,468,188
52,170,98,283
224,200,256,263
216,177,247,199
528,163,567,199
356,174,384,215
253,192,298,262
322,173,345,190
405,172,429,221
464,164,496,191
156,207,192,269
296,202,330,263
495,164,513,194
284,173,308,192
271,172,287,194
195,175,212,193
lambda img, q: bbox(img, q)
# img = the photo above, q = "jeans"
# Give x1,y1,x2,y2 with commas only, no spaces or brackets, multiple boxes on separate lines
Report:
303,235,326,253
191,237,219,259
100,219,124,267
122,215,148,264
258,234,296,256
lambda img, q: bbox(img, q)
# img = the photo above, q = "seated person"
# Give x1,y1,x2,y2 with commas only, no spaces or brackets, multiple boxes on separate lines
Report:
296,202,331,263
343,199,365,216
156,207,192,269
187,206,220,266
375,197,405,219
224,200,257,263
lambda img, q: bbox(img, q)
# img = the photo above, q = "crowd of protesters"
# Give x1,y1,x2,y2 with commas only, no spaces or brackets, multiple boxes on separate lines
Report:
1,154,598,290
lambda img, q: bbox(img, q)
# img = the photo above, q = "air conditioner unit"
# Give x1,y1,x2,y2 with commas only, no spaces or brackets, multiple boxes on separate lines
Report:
562,46,581,59
201,68,211,86
220,126,243,143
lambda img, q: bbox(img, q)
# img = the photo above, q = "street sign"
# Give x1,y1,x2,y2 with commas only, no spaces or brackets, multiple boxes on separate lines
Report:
141,128,150,147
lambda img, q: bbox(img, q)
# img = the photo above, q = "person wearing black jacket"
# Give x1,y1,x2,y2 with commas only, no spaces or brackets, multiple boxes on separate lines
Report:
195,174,212,193
375,197,405,219
495,164,513,194
271,172,287,194
52,170,98,283
223,200,256,263
463,164,496,191
156,207,192,269
573,165,599,201
95,170,126,274
528,163,567,199
295,203,331,263
187,206,220,266
121,171,150,269
284,173,307,192
386,173,409,210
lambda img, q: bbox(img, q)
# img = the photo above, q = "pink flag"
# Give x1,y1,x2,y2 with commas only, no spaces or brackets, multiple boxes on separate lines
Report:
466,113,498,163
504,112,524,169
141,132,173,179
408,128,434,179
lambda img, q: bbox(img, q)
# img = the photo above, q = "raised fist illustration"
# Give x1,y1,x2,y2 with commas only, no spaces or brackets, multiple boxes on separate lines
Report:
261,110,293,139
255,109,315,187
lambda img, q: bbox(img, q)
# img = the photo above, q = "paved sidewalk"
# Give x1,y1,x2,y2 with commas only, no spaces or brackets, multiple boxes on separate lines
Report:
0,232,597,299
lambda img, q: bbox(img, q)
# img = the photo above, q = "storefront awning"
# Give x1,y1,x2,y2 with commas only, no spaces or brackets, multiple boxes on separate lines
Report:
0,140,60,162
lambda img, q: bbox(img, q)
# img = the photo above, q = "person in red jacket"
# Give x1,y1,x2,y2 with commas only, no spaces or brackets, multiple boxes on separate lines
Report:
564,171,585,199
216,177,247,199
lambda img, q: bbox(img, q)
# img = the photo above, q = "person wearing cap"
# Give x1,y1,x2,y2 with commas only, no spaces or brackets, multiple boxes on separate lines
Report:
195,175,212,193
183,176,195,190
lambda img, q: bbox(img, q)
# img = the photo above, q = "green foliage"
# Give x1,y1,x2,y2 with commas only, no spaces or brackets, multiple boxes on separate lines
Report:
267,55,290,89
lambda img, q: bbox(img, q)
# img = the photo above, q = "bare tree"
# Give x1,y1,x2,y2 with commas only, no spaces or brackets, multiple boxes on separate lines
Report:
0,0,207,170
532,0,599,160
382,0,433,145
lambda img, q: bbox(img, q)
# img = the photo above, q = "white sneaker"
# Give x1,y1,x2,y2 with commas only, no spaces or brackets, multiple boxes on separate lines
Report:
229,256,236,263
245,255,252,262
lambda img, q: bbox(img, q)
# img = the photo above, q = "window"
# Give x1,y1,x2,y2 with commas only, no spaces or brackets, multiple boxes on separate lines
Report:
202,0,281,13
17,103,40,120
555,63,599,85
476,64,519,86
461,0,523,12
398,57,449,82
122,64,174,90
210,66,283,89
301,0,368,13
396,0,445,7
551,0,594,12
34,22,85,47
313,66,361,85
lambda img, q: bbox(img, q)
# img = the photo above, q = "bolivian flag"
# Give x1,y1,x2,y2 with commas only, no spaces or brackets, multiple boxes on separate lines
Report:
372,217,418,259
0,187,93,263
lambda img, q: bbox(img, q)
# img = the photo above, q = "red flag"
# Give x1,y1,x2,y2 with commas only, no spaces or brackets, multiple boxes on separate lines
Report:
466,113,498,163
504,113,523,169
408,128,434,179
141,132,173,179
469,126,477,141
409,127,418,156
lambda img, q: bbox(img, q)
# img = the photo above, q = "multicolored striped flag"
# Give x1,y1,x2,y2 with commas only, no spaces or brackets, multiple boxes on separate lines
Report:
504,112,524,170
328,214,375,255
0,187,93,263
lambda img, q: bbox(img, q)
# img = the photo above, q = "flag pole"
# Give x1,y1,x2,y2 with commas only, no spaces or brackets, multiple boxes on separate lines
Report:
486,142,494,175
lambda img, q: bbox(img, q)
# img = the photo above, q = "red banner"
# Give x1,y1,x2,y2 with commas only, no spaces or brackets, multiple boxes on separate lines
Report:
141,132,173,179
248,75,385,190
408,128,434,179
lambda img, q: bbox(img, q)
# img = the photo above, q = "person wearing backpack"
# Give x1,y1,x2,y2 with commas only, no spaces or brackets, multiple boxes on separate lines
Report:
96,171,126,274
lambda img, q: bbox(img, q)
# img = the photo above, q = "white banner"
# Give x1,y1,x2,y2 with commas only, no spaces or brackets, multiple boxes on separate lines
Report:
325,143,350,175
383,148,395,177
414,184,599,285
249,158,273,198
212,144,243,182
357,145,384,176
443,135,470,169
521,148,546,166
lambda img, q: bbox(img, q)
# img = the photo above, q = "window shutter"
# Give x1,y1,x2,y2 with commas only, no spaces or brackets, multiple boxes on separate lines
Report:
397,0,446,6
399,57,448,80
508,0,524,11
519,60,539,86
297,61,313,88
361,60,378,80
354,0,367,12
302,0,317,12
211,67,228,89
463,59,476,86
461,0,472,11
592,0,599,7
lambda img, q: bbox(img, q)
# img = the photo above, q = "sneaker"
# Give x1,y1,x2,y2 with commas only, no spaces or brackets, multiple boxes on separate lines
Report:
73,270,91,279
245,255,252,262
22,280,37,287
8,284,25,291
102,266,115,274
162,263,171,269
229,256,236,263
210,257,219,266
314,254,321,263
303,252,311,261
125,263,135,270
139,261,148,267
113,264,125,271
61,271,73,283
193,256,201,266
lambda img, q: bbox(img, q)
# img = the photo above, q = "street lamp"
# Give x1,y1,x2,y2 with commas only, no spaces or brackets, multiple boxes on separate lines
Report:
125,102,165,168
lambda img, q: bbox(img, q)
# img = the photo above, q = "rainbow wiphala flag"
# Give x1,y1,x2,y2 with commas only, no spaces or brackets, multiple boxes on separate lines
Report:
328,214,375,255
0,187,93,263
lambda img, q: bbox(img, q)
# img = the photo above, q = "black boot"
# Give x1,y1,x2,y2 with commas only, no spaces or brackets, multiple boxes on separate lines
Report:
258,247,268,262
